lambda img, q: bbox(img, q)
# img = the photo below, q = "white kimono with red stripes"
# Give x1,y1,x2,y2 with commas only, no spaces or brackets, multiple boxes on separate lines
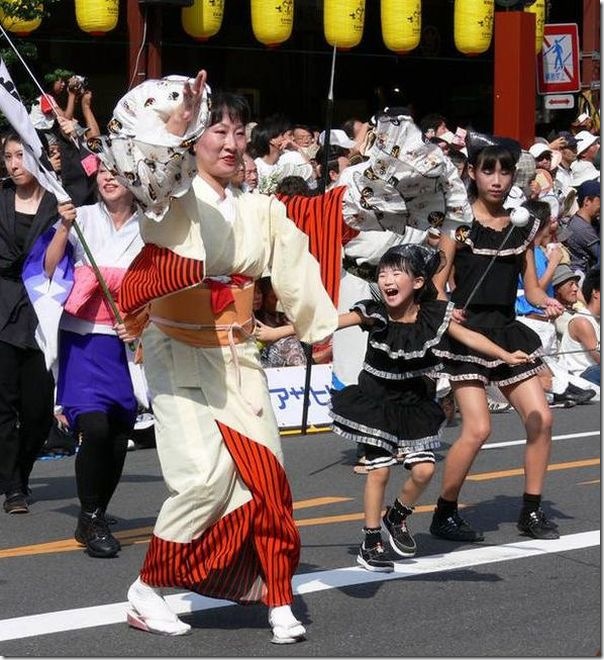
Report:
128,176,338,606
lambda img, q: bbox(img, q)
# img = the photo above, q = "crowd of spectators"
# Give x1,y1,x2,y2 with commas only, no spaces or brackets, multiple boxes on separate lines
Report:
0,69,599,536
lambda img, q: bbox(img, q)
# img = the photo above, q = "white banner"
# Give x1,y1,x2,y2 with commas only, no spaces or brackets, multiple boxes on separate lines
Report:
265,364,333,429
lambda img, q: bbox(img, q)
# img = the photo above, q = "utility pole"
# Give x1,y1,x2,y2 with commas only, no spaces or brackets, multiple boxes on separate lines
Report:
493,11,536,148
127,0,162,88
581,0,600,108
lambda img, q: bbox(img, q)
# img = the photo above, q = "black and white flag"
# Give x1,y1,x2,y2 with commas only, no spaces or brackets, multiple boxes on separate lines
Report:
0,59,70,203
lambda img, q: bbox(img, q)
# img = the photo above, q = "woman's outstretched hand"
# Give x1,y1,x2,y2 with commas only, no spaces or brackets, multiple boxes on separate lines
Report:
165,69,207,137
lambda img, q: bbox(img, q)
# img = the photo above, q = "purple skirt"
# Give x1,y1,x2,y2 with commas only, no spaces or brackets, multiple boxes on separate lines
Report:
57,330,137,429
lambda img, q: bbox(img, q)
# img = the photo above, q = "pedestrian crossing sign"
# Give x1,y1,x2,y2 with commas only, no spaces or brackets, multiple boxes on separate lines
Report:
537,23,581,95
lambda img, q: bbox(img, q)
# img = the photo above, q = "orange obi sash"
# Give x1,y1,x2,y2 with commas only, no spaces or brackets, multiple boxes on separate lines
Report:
149,280,255,348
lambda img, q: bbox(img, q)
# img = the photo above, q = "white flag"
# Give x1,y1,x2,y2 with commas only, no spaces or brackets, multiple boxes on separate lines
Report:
0,59,70,203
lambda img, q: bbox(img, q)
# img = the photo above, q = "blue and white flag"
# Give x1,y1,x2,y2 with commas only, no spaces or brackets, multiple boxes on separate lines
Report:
22,227,74,376
0,59,70,203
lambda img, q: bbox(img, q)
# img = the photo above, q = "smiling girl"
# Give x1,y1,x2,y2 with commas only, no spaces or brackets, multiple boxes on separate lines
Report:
257,244,529,571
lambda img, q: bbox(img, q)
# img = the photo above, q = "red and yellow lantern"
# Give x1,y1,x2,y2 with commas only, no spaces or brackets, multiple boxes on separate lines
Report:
324,0,366,51
75,0,119,37
381,0,421,55
182,0,224,42
0,1,42,37
251,0,294,48
454,0,494,56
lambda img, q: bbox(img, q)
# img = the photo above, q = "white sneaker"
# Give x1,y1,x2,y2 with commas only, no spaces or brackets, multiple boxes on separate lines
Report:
268,605,306,644
126,577,191,636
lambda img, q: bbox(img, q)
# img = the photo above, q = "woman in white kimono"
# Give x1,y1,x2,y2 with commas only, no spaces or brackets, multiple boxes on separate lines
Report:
28,164,144,558
99,72,338,643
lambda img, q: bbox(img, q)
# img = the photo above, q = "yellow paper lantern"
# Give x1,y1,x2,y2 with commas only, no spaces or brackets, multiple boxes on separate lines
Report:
381,0,421,55
0,1,42,37
251,0,294,48
324,0,366,51
182,0,224,42
454,0,494,56
75,0,119,37
524,0,545,55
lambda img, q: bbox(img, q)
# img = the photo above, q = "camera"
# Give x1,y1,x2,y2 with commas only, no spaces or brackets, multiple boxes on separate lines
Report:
67,75,88,93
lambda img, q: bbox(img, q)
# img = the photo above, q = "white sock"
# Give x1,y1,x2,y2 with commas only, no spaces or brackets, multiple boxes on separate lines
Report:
128,577,179,622
268,605,302,628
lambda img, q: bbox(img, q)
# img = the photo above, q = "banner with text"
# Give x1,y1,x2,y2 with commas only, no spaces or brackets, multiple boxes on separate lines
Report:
265,364,333,429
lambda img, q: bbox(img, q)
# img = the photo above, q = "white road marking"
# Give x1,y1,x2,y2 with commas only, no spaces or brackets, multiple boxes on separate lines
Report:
483,430,600,450
0,530,598,642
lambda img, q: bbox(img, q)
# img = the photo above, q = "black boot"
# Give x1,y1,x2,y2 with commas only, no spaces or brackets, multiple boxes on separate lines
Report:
75,508,120,558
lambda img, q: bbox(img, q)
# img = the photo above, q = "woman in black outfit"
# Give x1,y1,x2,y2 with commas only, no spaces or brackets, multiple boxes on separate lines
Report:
0,131,56,514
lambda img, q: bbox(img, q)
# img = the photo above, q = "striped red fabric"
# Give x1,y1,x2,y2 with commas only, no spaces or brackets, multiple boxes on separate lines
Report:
139,422,300,607
118,244,205,314
278,186,355,307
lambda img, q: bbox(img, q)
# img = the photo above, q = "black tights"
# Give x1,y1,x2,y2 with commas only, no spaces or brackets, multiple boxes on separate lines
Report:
74,412,130,513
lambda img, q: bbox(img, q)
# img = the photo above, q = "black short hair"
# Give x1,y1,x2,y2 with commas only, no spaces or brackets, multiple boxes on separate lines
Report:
581,268,600,303
522,199,550,232
209,92,251,130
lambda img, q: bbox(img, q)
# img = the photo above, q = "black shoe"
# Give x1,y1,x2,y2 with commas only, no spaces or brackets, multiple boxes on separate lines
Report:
382,507,416,557
566,383,596,404
3,491,29,514
75,509,120,558
553,384,596,407
517,508,560,540
356,542,394,572
430,510,485,542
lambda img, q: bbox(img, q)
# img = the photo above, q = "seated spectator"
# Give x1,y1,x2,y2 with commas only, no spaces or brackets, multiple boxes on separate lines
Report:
253,278,307,368
552,264,586,338
571,131,600,186
528,142,562,197
242,152,258,192
563,179,600,279
275,175,311,197
516,200,594,406
554,131,578,194
570,112,594,136
314,145,350,190
559,268,600,386
250,115,314,192
292,124,319,160
504,149,537,210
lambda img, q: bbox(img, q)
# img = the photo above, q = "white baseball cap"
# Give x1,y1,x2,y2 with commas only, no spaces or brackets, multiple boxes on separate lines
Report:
528,143,552,159
575,130,600,155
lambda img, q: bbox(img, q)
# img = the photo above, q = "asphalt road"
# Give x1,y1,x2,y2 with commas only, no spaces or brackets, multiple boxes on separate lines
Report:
0,401,600,657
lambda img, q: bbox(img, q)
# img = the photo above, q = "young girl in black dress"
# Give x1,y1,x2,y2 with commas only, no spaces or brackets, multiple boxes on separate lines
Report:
256,244,529,572
430,138,565,544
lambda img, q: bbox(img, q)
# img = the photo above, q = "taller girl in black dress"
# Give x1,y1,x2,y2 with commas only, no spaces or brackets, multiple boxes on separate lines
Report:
430,138,565,543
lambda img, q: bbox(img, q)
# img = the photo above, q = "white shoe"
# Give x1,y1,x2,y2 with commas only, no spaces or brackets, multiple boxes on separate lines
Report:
268,605,306,644
126,577,191,636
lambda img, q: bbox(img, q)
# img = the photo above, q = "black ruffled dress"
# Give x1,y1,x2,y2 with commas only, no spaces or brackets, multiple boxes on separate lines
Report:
433,215,544,386
329,299,454,456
